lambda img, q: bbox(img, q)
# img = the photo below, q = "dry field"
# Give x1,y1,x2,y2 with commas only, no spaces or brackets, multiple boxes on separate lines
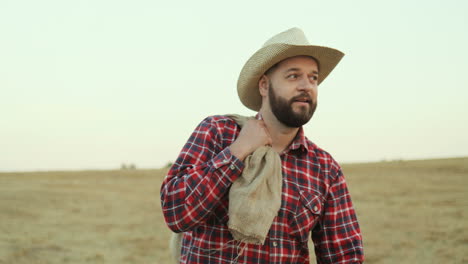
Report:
0,157,467,263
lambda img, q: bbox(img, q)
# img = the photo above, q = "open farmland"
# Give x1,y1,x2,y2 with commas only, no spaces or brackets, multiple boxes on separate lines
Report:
0,157,467,263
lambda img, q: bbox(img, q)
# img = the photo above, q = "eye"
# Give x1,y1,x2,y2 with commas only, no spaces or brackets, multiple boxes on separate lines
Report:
287,74,298,79
310,75,318,81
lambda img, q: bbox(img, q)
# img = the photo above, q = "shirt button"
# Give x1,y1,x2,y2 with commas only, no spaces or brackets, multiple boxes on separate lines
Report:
223,159,228,163
313,205,319,212
272,241,278,247
229,164,236,170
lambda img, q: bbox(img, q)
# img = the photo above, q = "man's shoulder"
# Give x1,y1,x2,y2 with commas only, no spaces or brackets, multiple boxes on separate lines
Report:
198,115,239,128
194,115,240,137
304,138,342,174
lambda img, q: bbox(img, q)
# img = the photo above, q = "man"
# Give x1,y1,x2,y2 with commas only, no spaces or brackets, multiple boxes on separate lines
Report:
161,27,364,263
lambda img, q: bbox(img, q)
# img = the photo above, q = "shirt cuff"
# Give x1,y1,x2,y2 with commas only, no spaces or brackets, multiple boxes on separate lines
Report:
211,147,244,181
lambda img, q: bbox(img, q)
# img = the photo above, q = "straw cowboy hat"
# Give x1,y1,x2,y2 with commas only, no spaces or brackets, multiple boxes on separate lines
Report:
237,27,345,111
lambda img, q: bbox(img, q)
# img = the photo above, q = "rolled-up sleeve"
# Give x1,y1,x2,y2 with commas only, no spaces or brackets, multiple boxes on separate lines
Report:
160,117,244,233
312,168,364,263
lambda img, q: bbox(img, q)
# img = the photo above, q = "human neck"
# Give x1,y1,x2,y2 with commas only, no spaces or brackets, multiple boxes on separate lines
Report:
259,108,300,154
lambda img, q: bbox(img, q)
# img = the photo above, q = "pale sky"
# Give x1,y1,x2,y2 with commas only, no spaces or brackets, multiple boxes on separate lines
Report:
1,0,467,171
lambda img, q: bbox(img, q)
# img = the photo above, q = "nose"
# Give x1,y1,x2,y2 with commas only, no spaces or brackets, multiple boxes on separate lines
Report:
297,74,316,92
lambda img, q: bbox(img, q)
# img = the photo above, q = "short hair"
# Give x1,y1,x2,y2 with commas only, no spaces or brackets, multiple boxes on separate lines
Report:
264,62,279,77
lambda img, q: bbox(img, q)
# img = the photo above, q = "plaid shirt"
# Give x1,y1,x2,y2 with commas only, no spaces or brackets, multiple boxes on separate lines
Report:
161,115,364,263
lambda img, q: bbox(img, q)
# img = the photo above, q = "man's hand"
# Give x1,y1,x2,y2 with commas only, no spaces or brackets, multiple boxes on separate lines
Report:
229,119,272,161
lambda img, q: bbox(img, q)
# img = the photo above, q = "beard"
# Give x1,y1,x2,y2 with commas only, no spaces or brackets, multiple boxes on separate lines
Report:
268,83,317,128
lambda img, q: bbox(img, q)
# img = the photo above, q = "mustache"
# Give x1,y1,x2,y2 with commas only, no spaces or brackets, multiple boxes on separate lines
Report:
290,93,313,103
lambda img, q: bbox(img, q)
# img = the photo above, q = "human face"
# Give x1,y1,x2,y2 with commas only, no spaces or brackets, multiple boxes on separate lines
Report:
265,56,319,127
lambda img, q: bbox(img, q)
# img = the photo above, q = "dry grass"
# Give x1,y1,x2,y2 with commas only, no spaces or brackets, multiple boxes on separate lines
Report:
0,157,467,263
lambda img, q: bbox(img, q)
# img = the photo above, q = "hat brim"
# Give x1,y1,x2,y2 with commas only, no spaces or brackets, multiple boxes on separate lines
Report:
237,43,344,111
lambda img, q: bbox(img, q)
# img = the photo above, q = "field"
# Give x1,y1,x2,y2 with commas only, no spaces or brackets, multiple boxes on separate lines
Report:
0,157,467,263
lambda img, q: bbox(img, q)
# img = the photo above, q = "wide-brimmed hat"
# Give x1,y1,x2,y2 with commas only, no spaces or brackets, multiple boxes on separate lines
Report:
237,27,345,111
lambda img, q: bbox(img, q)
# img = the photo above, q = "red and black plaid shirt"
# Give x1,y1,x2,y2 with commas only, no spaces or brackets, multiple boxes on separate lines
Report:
161,115,364,263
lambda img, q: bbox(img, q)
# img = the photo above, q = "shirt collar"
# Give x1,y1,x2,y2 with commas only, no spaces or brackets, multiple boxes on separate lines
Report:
254,113,312,155
285,126,311,155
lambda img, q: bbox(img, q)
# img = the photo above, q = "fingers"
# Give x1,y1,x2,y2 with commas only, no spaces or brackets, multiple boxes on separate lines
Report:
241,119,272,147
256,120,272,146
260,122,272,146
230,118,274,160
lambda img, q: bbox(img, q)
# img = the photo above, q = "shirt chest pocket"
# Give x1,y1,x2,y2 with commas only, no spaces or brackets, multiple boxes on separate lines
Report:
290,189,323,243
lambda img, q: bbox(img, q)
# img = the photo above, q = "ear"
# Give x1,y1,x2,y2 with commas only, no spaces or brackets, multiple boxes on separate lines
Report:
258,75,269,97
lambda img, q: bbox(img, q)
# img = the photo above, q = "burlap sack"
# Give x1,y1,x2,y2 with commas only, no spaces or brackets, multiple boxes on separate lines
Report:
226,115,282,245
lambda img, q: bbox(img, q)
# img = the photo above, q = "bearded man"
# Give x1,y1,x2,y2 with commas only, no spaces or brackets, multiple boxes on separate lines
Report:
161,27,364,263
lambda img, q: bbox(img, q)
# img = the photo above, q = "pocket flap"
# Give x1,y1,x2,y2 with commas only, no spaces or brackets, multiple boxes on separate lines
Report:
299,190,323,215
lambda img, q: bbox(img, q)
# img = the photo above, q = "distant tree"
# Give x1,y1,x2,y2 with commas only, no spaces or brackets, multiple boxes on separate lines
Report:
121,163,127,170
166,161,173,168
129,163,136,170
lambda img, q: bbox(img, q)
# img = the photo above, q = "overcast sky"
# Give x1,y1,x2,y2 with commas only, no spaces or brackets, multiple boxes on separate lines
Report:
1,0,467,171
